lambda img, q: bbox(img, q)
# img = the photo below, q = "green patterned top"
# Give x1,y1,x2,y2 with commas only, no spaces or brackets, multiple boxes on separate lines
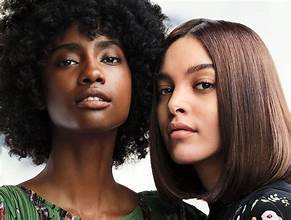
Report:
0,185,207,220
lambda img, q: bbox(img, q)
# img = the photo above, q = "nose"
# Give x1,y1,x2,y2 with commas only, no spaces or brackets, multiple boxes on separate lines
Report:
168,88,187,115
78,61,105,85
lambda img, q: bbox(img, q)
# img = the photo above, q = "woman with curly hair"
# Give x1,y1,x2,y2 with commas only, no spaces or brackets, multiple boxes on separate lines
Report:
0,0,206,219
151,18,291,219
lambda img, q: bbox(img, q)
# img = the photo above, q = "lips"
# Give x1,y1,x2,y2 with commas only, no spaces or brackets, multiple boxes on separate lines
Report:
168,122,197,139
76,88,111,110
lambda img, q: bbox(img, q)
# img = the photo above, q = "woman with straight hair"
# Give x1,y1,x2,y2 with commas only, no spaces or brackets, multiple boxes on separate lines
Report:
151,18,291,219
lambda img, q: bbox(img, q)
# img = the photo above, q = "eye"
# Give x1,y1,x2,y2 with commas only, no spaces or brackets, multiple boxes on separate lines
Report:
56,59,78,68
158,86,173,96
101,56,121,65
194,81,215,90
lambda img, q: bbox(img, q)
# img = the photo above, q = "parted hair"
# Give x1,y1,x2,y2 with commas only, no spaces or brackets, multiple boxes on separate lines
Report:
0,0,166,165
150,18,291,204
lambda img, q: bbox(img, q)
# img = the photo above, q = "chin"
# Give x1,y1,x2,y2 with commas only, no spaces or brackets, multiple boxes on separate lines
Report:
169,147,212,165
170,152,197,165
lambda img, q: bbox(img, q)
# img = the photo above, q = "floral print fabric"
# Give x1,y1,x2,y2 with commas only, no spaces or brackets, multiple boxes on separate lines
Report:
223,181,291,220
0,185,207,220
0,185,149,220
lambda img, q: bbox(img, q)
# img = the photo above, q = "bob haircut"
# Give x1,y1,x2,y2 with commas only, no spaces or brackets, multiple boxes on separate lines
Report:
150,18,291,204
0,0,165,166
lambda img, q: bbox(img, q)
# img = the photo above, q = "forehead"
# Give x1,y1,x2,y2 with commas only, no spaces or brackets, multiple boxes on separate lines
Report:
161,35,212,70
160,36,214,79
54,24,121,49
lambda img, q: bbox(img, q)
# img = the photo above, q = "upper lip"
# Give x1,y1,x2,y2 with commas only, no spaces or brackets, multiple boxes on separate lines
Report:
168,122,196,134
76,88,111,103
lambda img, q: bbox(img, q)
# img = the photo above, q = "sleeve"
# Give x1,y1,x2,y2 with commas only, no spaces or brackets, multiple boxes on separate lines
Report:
0,185,39,220
233,192,291,220
0,188,16,220
139,191,207,219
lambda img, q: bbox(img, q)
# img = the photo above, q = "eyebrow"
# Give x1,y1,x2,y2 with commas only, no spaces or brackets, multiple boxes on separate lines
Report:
96,40,122,49
52,43,81,52
52,40,122,53
158,63,215,81
157,72,171,82
186,63,214,74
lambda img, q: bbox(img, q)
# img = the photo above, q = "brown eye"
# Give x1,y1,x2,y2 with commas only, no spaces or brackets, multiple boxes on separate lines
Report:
56,59,78,67
101,56,121,65
194,81,215,90
159,87,173,96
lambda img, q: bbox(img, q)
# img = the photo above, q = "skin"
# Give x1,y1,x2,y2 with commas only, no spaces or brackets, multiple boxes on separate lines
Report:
22,25,137,220
157,36,223,191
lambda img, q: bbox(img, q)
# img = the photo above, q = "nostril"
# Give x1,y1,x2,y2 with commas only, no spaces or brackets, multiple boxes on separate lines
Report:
176,107,185,113
82,78,91,84
79,74,105,85
96,78,104,83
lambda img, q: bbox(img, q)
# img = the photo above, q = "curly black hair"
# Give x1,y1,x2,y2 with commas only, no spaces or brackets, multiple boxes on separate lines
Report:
0,0,166,166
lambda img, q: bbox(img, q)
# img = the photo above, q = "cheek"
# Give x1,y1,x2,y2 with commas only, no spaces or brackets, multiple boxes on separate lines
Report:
45,89,77,129
214,117,221,151
119,87,131,116
45,79,71,110
121,74,132,106
210,100,219,133
43,71,74,101
204,102,220,151
112,72,132,116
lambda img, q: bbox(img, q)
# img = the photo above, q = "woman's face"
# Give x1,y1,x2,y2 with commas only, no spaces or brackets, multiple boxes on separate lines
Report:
43,25,132,133
157,36,220,165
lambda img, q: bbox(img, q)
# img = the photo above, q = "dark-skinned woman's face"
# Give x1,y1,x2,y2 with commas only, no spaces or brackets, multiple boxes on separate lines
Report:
42,25,132,134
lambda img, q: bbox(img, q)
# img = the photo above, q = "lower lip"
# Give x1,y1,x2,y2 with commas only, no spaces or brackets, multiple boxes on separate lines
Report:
77,100,111,110
170,130,196,140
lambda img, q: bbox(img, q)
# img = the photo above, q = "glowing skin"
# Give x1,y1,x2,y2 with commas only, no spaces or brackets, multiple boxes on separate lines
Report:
43,25,132,134
23,25,137,219
157,36,221,168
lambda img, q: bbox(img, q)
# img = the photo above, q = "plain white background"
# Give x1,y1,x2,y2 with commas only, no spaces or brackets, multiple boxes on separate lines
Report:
1,0,291,214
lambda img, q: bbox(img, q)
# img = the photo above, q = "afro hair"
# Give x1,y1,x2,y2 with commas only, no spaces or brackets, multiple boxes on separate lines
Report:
0,0,166,165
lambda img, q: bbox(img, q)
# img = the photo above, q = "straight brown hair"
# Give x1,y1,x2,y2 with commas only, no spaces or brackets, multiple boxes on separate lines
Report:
150,18,291,204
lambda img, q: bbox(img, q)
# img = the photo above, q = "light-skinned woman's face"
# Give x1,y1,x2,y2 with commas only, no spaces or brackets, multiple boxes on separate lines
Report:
157,36,220,165
43,25,132,134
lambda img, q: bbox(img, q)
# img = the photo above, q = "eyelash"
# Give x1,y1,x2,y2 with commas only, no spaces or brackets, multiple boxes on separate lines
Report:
100,56,121,65
158,81,215,97
194,81,215,90
55,54,121,68
158,87,173,96
56,59,78,67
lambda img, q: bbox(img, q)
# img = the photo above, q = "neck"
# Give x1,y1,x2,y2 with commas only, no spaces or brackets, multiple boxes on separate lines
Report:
22,128,137,218
45,128,117,186
193,153,223,192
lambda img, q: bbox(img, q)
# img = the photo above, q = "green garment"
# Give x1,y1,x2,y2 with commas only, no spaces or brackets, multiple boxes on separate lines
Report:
0,185,207,219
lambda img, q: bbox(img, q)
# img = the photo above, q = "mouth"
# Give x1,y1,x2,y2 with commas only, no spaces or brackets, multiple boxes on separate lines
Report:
76,89,111,110
168,122,198,139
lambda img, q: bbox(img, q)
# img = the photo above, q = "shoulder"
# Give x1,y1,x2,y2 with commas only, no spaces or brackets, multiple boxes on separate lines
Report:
0,185,39,219
226,181,291,220
138,191,207,220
